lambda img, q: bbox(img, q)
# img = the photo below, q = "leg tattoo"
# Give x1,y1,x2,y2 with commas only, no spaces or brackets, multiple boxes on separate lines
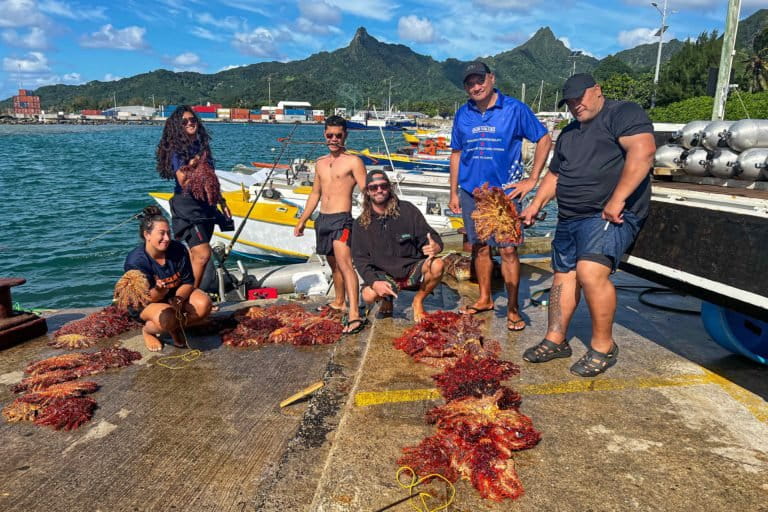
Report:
548,284,564,334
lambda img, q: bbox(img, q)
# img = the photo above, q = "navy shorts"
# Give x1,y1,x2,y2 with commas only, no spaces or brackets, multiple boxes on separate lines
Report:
459,188,524,247
551,212,644,273
315,212,352,256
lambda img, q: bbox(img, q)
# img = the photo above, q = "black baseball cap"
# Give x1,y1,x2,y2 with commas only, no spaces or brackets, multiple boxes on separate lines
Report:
558,73,597,107
365,169,390,186
462,61,491,83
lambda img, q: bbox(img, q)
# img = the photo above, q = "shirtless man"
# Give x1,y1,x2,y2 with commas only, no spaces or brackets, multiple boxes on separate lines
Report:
294,115,368,334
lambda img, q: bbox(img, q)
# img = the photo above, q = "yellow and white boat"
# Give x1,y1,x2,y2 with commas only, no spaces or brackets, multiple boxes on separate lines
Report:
150,184,463,263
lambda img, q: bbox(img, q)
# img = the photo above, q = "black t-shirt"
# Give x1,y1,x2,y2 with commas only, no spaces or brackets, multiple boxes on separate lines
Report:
124,240,194,294
550,100,653,219
351,201,443,286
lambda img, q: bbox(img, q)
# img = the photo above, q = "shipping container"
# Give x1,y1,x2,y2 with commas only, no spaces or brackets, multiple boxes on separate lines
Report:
163,105,177,115
217,108,230,113
80,109,102,116
275,109,284,115
192,105,217,113
313,115,325,122
18,89,28,96
230,108,249,119
250,110,260,114
285,109,306,115
249,114,261,121
197,112,217,119
312,110,324,116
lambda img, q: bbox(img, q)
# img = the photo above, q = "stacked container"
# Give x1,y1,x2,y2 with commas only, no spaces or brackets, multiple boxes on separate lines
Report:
230,108,249,120
13,89,41,115
217,108,231,119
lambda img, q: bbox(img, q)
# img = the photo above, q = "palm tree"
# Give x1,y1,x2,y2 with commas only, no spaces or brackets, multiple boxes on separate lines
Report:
743,48,768,93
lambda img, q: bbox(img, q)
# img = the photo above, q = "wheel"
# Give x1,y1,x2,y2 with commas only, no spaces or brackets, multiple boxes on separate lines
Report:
701,302,768,365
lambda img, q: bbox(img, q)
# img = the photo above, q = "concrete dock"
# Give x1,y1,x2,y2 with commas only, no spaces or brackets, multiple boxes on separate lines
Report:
1,260,767,511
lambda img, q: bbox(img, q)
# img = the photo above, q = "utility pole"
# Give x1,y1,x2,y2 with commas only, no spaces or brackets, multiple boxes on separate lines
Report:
521,83,526,104
386,77,393,112
267,76,271,105
568,51,583,77
651,0,672,109
712,0,741,120
537,80,544,113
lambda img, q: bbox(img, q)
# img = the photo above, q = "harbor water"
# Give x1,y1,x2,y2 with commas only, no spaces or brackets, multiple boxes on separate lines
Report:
0,123,556,309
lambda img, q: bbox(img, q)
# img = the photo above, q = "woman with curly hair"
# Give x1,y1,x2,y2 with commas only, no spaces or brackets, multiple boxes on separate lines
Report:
156,105,229,289
124,206,212,351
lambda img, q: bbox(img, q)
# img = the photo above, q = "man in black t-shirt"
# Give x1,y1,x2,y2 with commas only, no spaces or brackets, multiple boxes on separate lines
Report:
519,74,656,377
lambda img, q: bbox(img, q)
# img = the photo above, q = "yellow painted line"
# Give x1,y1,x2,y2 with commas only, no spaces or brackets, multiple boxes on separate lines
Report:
354,372,768,424
355,388,441,407
518,374,713,396
702,369,768,423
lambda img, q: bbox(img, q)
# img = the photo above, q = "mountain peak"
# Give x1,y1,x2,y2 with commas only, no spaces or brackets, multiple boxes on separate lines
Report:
352,27,374,45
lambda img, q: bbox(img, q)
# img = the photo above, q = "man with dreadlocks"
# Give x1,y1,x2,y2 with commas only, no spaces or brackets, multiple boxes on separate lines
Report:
351,170,445,323
156,105,230,290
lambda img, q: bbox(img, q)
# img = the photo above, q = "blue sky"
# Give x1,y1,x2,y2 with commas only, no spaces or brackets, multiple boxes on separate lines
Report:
1,0,763,100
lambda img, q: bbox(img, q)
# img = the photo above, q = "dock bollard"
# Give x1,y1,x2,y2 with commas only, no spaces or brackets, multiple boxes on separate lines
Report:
0,277,48,349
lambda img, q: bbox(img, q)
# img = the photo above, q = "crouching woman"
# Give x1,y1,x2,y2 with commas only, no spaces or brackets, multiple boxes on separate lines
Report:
125,206,212,351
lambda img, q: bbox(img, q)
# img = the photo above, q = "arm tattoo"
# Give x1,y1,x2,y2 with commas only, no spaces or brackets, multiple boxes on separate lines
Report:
548,284,564,334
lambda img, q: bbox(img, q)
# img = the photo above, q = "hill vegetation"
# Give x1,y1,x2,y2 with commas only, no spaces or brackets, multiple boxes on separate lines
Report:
2,9,766,118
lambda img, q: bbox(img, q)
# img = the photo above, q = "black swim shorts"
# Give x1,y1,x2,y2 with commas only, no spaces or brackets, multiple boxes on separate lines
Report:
314,212,353,256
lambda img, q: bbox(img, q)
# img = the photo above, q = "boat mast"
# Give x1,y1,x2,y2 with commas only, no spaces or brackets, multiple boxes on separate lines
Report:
712,0,741,120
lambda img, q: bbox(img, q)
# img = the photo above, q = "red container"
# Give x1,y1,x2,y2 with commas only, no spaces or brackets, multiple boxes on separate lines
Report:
81,109,101,115
247,287,278,300
192,105,217,113
18,89,27,96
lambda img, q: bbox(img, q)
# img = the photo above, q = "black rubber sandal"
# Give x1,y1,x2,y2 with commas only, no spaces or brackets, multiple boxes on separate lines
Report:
522,339,572,363
570,343,619,377
343,318,369,335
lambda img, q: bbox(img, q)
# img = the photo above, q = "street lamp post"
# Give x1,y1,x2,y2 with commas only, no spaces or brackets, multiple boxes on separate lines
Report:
568,51,583,77
651,0,672,109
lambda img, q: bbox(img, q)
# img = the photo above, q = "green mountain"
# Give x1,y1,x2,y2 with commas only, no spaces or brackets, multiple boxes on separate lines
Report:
4,9,766,112
612,39,685,72
736,8,768,51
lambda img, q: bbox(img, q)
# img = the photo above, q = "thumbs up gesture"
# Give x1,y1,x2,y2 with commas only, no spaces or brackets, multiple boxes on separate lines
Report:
422,232,440,258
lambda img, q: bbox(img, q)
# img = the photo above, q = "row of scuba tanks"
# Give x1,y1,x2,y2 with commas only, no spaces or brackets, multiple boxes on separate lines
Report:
655,119,768,180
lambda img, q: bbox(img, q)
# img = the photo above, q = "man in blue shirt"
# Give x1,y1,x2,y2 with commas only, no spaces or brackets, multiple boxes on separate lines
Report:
449,61,552,332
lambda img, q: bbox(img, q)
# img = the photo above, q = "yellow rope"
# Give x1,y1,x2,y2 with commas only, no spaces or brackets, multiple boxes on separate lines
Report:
156,300,203,370
396,466,456,512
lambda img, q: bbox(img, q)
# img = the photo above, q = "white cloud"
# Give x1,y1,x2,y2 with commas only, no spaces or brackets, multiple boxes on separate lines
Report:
298,0,341,25
195,13,246,32
2,51,50,72
232,27,286,58
103,73,122,81
218,0,268,15
1,27,48,48
0,0,48,28
171,52,200,67
472,0,540,8
218,64,245,72
618,27,671,48
62,72,82,83
559,36,572,49
80,24,148,50
39,0,107,20
167,52,204,72
325,0,398,22
190,26,224,41
398,15,437,44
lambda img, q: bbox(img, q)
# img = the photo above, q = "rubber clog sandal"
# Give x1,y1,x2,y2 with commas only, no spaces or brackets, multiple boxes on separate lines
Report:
522,339,572,363
570,343,619,377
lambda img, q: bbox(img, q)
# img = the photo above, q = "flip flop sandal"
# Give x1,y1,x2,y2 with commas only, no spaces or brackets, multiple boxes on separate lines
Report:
316,303,344,313
522,339,572,363
570,343,619,377
507,318,526,331
343,318,369,335
459,305,494,315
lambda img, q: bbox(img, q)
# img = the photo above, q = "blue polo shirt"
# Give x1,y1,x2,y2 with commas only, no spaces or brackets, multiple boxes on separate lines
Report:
450,89,547,193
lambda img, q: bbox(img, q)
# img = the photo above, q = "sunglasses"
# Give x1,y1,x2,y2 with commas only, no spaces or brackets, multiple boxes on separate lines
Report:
181,117,198,126
325,132,344,139
366,182,390,192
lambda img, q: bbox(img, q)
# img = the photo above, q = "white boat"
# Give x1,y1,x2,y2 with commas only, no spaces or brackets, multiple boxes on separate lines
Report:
150,182,463,262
